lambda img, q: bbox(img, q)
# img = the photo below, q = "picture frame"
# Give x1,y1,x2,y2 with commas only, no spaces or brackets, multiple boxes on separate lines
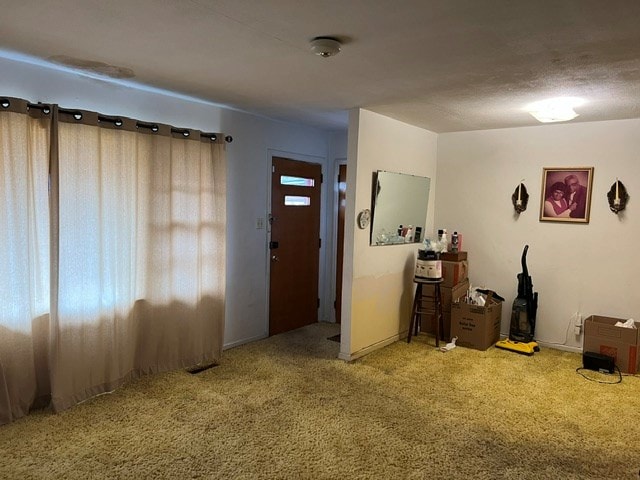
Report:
539,167,594,223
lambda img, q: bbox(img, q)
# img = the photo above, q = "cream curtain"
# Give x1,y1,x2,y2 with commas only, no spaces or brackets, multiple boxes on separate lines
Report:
0,99,226,421
0,103,51,423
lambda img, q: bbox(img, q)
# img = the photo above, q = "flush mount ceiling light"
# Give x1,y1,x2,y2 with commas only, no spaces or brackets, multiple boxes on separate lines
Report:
309,37,342,58
527,97,585,123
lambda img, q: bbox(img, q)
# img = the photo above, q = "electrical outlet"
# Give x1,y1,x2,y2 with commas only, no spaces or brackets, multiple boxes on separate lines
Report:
574,312,582,335
256,217,265,229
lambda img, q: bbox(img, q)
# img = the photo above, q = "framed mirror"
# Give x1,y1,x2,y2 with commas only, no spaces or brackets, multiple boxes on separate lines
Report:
370,170,431,246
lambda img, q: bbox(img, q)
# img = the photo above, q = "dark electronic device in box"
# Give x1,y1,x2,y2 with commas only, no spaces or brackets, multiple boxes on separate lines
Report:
582,351,615,373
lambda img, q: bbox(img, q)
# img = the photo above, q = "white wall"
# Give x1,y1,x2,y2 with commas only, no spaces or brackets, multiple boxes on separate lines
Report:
340,109,438,360
8,55,637,359
0,56,343,349
436,120,640,351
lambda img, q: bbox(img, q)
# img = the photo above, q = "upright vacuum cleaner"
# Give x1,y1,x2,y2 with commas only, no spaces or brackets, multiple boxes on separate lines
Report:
495,245,540,356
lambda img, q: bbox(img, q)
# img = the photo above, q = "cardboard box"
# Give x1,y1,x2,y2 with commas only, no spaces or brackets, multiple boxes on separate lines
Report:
441,260,469,288
440,251,468,262
421,279,469,340
451,297,502,350
583,315,640,374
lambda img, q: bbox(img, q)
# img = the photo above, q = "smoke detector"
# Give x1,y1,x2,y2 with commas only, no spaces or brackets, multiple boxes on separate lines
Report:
309,37,342,58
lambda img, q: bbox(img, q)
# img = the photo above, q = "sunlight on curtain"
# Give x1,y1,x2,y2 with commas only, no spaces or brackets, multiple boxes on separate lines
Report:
57,124,144,321
0,98,227,421
51,122,226,411
0,107,51,423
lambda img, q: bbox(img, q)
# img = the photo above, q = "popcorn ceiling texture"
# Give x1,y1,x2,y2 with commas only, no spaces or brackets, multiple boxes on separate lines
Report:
0,322,638,479
4,1,640,132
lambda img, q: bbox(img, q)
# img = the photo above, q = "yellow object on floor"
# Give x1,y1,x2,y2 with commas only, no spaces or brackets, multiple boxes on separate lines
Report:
495,338,539,356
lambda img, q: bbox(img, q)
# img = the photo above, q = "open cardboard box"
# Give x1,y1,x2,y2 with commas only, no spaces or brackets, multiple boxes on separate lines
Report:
583,315,640,374
451,296,502,351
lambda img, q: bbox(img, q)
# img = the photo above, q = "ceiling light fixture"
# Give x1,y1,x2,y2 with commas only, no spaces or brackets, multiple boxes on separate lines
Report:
309,37,342,58
527,97,585,123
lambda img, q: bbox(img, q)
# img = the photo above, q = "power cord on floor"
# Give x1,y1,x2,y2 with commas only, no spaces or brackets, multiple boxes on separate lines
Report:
575,365,622,384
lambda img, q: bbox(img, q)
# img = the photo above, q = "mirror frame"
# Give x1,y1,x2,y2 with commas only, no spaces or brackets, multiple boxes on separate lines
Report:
370,170,431,246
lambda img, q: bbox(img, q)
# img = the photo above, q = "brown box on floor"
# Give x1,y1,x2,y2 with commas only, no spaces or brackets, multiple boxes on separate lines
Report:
441,260,469,288
451,297,502,350
420,279,469,340
583,315,640,374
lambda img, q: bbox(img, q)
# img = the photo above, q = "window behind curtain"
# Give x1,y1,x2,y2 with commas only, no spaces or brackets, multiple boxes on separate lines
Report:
0,105,51,423
51,118,226,411
0,99,227,421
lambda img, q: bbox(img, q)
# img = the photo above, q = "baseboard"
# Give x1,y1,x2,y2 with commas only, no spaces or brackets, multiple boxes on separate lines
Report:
223,332,268,351
535,341,581,353
498,334,582,354
339,331,406,362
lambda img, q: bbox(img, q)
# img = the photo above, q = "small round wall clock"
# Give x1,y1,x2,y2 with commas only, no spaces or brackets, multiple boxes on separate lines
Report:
357,209,371,229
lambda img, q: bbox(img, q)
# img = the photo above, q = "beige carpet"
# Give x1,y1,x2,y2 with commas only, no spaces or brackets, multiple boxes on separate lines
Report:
1,322,639,479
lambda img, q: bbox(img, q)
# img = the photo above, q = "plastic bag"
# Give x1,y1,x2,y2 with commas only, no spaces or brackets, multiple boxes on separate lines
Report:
615,318,636,328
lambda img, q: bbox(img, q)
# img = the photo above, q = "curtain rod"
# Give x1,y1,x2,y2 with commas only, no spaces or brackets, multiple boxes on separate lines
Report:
62,108,233,143
1,98,233,143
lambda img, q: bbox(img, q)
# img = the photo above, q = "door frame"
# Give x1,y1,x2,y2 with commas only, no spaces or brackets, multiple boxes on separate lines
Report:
329,157,348,323
265,149,328,336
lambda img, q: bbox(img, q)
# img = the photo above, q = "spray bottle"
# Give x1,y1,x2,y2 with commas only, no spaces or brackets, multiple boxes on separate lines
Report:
451,231,459,253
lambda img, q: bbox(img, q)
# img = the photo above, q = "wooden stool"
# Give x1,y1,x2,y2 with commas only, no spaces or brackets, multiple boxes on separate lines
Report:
407,278,444,347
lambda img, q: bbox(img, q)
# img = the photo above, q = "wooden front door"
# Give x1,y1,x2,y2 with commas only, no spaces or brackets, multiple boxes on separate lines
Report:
269,157,322,336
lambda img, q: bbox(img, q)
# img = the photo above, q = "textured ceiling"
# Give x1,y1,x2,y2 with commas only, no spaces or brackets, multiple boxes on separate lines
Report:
1,0,640,132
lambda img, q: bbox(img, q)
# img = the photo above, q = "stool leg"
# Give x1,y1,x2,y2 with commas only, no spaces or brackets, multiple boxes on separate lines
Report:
437,285,445,342
407,284,420,343
414,284,423,336
433,283,441,348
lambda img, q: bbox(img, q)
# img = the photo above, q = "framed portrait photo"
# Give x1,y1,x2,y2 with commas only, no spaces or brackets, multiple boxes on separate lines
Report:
539,167,594,223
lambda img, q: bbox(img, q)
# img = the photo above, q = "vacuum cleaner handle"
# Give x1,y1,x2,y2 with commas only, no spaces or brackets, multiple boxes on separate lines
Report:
521,245,529,278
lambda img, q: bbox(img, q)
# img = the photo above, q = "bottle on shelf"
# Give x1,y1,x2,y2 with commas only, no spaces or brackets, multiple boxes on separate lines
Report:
451,231,459,252
405,225,414,243
440,229,448,252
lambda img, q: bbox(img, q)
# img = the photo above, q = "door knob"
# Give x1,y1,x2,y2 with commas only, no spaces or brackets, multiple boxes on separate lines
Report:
271,255,279,262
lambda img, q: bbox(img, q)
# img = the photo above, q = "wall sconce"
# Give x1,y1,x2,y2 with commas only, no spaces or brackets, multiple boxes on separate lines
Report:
607,178,629,214
512,181,529,214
